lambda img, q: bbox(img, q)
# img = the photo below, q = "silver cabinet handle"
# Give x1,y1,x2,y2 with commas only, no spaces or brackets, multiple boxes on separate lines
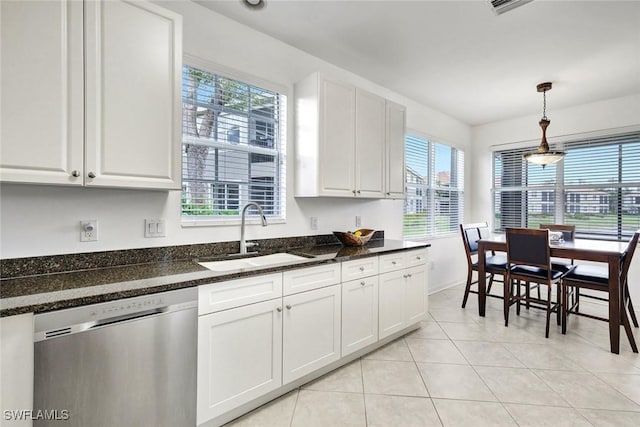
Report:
276,307,282,312
407,273,413,278
359,266,365,271
391,261,397,265
285,304,292,310
71,170,80,177
357,190,361,194
88,172,96,178
352,190,356,194
403,274,408,278
386,192,391,195
416,256,422,260
360,281,365,286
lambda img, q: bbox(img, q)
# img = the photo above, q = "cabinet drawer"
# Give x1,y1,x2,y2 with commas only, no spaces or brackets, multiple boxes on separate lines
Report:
198,273,283,315
378,252,406,273
405,248,428,267
341,256,379,281
283,263,341,295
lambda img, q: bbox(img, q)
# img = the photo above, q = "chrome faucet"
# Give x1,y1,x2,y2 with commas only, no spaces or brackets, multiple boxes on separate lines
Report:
240,202,268,254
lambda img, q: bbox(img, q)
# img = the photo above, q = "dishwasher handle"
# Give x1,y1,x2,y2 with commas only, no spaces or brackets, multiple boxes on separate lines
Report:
34,288,198,342
90,306,168,329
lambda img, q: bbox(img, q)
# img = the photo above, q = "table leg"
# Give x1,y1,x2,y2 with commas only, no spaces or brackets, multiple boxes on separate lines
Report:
478,244,486,317
608,256,620,354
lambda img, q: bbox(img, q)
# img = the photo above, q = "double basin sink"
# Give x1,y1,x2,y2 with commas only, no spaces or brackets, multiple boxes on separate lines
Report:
198,252,311,272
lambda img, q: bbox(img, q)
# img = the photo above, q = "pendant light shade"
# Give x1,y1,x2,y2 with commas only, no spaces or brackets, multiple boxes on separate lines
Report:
524,82,565,167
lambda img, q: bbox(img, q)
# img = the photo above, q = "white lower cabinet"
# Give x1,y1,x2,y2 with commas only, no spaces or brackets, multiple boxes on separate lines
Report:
379,249,429,340
378,270,407,339
196,248,428,426
197,299,283,425
1,313,34,427
341,276,379,356
282,284,342,384
405,265,428,324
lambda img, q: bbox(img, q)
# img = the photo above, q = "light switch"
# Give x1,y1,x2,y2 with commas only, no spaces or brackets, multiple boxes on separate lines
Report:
144,219,166,238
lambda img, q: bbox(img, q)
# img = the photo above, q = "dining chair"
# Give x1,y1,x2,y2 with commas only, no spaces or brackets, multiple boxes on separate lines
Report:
561,230,639,353
459,222,507,308
504,228,575,338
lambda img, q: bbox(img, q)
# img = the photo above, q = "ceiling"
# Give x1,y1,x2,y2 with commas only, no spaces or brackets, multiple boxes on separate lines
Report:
195,0,640,126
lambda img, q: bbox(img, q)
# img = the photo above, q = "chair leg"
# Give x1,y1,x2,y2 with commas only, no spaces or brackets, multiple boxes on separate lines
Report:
516,281,521,316
556,283,562,326
622,308,638,353
545,285,552,338
461,270,473,308
487,274,495,294
561,283,567,335
626,290,639,328
504,277,511,327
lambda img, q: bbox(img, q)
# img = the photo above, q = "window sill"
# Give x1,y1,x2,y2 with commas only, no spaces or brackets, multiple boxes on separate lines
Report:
181,217,286,228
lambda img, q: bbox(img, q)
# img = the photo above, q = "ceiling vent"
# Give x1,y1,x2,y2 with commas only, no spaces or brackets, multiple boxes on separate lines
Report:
489,0,534,15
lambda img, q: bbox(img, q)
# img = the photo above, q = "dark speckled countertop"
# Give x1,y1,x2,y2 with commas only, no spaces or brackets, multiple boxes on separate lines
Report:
0,236,429,317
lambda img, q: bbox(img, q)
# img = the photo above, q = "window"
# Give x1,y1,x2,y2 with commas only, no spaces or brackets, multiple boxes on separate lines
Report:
181,64,286,221
404,134,465,239
493,131,640,239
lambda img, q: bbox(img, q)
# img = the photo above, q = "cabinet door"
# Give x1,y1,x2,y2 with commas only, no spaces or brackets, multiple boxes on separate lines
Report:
342,277,378,356
0,313,34,424
283,285,341,384
318,78,355,196
197,299,282,425
404,265,428,325
378,270,406,339
355,89,385,198
0,0,84,185
84,0,182,189
385,101,406,198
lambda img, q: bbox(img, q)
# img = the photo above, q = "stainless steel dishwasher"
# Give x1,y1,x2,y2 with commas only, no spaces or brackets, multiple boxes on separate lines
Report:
33,287,197,427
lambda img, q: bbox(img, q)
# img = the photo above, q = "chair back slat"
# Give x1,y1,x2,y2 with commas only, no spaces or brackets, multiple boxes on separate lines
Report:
539,224,576,242
506,228,550,269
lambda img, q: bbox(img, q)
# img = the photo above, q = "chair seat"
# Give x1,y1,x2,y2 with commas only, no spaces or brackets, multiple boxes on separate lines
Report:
510,264,567,281
472,254,508,272
551,260,573,272
563,264,609,286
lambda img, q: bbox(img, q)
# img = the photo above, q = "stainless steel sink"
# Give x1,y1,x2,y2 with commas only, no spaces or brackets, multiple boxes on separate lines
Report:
198,253,309,272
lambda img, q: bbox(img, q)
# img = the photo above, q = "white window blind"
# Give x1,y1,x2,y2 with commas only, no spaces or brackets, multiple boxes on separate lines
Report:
181,65,286,221
404,134,465,239
493,131,640,239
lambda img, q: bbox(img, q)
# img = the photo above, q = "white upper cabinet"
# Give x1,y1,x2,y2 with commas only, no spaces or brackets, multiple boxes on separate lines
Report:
385,101,406,198
0,0,182,190
355,89,386,198
0,0,84,185
294,72,405,198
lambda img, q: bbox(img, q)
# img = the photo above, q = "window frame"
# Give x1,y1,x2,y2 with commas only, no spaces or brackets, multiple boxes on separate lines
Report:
180,56,288,227
403,131,465,240
491,130,640,240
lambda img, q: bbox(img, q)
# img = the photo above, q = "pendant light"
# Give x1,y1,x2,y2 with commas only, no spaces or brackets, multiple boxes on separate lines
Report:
524,82,565,167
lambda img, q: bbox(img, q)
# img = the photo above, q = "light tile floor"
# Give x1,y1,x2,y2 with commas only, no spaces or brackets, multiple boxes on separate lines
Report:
225,284,640,426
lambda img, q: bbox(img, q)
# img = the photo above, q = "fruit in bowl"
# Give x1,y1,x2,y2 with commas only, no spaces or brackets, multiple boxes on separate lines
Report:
333,229,375,246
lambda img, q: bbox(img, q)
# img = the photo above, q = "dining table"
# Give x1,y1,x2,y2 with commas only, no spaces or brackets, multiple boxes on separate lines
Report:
477,234,629,354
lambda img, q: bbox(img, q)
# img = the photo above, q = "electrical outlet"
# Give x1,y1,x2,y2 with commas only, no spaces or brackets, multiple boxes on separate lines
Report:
80,220,98,242
355,215,362,227
310,216,318,230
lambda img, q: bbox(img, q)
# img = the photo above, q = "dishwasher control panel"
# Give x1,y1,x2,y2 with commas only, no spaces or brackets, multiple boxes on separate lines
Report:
34,287,197,341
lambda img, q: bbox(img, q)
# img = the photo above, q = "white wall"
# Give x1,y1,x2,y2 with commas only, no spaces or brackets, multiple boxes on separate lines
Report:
470,94,640,302
0,0,470,292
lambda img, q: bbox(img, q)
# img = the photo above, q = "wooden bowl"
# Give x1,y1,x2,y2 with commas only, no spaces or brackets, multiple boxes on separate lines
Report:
333,229,375,247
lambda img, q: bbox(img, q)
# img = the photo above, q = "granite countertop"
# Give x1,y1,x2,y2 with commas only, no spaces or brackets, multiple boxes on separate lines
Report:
0,239,429,317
